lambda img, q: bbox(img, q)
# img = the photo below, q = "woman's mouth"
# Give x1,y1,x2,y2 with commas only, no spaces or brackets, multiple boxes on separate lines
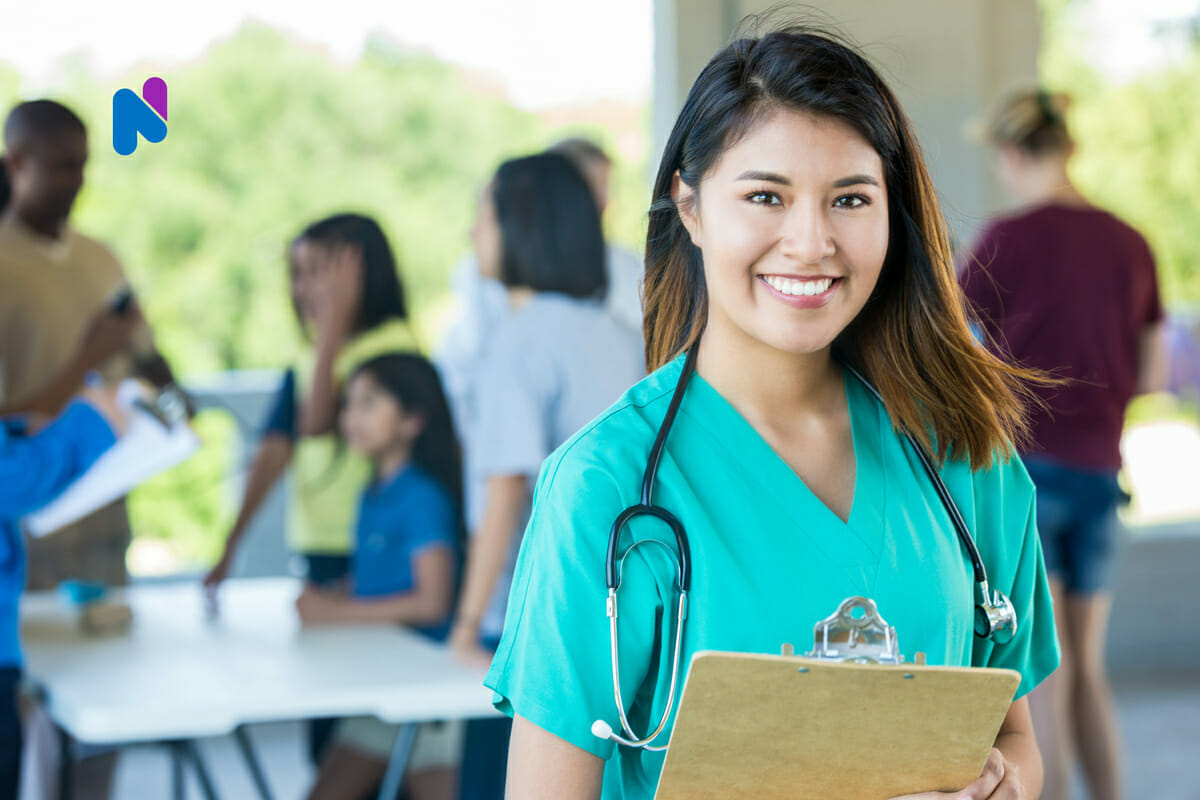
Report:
759,274,841,308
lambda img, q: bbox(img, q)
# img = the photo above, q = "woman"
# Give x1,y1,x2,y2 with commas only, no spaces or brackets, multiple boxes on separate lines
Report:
486,27,1061,799
961,90,1166,800
448,153,644,799
203,212,416,762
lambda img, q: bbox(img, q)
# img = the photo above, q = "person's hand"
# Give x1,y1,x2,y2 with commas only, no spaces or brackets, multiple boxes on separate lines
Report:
889,749,1025,800
295,584,352,625
308,244,363,344
203,547,235,592
449,620,494,669
80,383,130,437
78,303,143,372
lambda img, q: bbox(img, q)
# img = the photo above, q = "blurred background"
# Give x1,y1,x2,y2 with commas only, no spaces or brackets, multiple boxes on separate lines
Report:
1,0,1197,573
3,0,1200,795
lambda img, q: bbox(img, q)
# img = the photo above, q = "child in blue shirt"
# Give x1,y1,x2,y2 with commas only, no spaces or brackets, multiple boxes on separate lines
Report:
297,353,462,800
0,391,122,799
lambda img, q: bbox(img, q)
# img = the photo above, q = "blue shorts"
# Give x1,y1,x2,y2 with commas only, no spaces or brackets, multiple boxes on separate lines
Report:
1024,456,1125,595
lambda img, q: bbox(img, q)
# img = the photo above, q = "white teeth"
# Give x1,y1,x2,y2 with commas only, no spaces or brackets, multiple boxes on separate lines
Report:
763,276,834,297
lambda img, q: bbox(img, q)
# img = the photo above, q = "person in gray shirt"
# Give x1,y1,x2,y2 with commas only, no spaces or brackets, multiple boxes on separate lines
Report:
449,152,644,800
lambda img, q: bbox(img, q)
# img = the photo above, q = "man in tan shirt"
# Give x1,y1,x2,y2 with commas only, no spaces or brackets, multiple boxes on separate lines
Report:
2,99,177,800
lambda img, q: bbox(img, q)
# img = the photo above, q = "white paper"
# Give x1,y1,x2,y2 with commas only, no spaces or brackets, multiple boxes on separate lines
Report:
22,383,200,537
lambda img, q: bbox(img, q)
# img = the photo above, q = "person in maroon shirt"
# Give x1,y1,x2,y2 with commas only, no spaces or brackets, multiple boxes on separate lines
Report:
960,90,1167,800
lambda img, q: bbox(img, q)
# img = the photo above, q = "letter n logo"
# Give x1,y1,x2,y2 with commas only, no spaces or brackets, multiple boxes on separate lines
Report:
113,77,168,156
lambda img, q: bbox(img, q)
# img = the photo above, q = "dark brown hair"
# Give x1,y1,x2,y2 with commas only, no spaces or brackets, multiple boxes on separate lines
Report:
643,24,1041,469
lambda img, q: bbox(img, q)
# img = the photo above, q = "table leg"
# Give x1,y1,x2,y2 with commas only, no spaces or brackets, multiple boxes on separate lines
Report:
56,726,72,800
233,726,274,800
375,723,418,800
168,740,220,800
170,743,186,800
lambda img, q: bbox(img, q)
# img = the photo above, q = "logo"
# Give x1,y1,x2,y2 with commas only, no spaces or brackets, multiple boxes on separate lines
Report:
113,77,168,156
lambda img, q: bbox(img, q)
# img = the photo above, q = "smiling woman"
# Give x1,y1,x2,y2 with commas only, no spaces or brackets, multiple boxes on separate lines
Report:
481,22,1063,800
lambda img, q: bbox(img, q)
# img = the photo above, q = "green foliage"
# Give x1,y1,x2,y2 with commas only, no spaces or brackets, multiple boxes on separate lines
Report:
1,23,650,572
1039,0,1200,305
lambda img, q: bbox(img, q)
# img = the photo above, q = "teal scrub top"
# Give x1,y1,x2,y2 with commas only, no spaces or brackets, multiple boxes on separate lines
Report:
484,354,1061,799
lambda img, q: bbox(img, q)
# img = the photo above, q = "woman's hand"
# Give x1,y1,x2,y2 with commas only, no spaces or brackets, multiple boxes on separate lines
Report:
295,584,354,625
308,244,363,344
890,748,1027,800
449,621,494,669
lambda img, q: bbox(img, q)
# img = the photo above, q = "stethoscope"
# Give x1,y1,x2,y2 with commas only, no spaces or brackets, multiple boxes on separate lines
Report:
591,341,1018,752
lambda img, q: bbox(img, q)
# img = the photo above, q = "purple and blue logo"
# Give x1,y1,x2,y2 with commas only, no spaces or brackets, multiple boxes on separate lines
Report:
112,77,168,156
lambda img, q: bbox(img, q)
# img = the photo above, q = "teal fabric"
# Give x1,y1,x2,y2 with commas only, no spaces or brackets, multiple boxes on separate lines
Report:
484,354,1060,799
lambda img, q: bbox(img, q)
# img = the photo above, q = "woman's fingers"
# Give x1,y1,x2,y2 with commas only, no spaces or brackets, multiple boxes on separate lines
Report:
889,749,1010,800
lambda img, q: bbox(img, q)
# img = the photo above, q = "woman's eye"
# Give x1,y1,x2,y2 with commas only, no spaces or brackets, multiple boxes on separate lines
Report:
834,194,870,209
746,191,781,206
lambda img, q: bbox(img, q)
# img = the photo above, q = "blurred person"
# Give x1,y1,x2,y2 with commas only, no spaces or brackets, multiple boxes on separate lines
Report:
960,89,1168,800
299,353,462,800
1,383,128,800
447,153,644,800
203,212,416,763
0,98,179,800
435,138,642,445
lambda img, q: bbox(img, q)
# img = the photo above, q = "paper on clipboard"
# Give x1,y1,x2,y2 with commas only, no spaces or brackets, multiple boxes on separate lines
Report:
22,382,199,537
653,650,1021,800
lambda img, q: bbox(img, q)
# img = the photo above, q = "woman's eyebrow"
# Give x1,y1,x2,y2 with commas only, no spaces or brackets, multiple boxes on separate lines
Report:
833,174,881,188
735,170,790,184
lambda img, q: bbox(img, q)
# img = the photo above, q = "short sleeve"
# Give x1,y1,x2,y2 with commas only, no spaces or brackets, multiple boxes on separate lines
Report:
970,459,1061,699
260,369,297,440
1134,234,1163,327
473,330,552,479
484,445,668,760
402,480,458,555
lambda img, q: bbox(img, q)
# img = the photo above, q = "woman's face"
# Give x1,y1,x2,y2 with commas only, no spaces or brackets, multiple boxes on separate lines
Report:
676,108,889,357
289,238,324,323
471,182,503,281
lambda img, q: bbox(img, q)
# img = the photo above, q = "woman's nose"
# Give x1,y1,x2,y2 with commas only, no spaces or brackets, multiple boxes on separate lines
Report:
779,202,835,265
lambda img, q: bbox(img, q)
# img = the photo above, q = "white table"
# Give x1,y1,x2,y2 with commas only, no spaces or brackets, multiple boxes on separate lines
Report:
21,577,499,800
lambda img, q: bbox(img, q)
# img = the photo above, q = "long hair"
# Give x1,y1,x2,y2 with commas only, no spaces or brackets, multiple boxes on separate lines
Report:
290,212,408,335
492,152,607,298
643,24,1042,469
351,353,465,545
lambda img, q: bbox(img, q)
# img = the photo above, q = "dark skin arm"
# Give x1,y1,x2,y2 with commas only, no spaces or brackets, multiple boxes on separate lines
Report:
0,305,142,418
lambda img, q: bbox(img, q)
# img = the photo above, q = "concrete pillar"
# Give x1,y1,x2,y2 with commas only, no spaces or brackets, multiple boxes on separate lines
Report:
652,0,1041,247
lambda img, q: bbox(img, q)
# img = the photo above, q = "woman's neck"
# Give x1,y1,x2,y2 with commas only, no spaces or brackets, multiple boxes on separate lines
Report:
1012,159,1087,208
695,322,844,428
374,445,415,485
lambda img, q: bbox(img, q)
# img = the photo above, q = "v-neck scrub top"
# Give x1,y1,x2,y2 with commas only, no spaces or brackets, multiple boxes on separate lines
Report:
483,354,1061,799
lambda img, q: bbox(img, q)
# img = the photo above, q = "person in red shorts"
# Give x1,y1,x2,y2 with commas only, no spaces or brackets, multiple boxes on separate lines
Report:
960,89,1168,800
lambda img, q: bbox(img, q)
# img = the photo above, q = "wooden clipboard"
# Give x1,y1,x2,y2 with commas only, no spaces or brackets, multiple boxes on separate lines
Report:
654,650,1021,800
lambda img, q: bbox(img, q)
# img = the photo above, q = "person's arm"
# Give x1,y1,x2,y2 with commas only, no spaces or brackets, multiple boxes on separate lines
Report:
449,473,529,661
0,397,118,516
890,697,1040,799
297,246,362,437
1135,320,1168,395
0,305,142,418
203,433,293,588
507,714,606,800
296,545,456,626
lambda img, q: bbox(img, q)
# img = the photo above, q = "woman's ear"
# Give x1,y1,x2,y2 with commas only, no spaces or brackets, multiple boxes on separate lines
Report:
671,171,702,248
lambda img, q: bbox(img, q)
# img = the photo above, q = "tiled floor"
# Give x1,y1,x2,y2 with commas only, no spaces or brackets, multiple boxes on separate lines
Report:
107,669,1200,799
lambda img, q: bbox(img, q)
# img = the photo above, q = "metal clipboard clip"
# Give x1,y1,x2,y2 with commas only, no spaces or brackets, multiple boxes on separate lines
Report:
801,596,907,665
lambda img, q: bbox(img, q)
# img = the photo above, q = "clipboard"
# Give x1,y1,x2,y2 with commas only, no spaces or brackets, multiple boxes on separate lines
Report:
654,598,1021,800
22,382,199,537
